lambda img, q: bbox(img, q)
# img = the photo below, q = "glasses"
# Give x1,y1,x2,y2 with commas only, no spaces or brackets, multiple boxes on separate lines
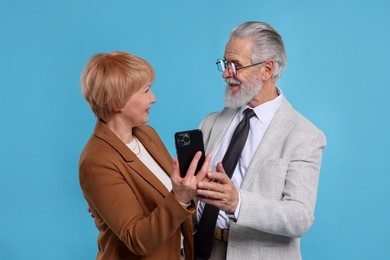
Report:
216,59,265,75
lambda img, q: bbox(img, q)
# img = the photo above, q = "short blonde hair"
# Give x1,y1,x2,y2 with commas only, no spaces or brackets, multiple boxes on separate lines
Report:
81,51,155,122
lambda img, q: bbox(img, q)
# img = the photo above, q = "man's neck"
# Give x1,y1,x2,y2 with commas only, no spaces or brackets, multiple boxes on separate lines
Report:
248,81,278,107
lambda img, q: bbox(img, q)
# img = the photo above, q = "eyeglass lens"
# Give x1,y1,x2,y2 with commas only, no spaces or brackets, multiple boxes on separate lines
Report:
216,59,226,72
216,59,237,74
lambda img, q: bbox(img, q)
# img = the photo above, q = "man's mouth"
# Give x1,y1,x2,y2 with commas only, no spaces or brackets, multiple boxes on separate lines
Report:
226,79,241,88
229,83,239,89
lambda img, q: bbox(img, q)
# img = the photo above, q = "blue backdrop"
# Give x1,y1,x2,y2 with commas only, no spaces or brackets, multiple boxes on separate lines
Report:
1,1,389,259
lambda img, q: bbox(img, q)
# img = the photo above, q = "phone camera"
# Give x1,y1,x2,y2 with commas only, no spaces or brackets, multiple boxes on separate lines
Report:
177,133,191,146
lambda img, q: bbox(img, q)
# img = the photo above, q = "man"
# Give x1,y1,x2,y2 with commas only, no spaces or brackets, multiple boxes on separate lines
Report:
194,21,326,260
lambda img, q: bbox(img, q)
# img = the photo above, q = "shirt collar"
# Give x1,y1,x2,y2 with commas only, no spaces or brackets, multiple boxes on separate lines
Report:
239,87,283,123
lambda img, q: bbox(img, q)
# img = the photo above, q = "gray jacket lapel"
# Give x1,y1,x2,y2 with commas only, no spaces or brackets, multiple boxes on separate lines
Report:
241,97,295,189
202,107,239,155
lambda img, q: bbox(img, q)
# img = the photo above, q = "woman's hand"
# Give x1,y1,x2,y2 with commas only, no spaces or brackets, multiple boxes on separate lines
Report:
171,151,211,204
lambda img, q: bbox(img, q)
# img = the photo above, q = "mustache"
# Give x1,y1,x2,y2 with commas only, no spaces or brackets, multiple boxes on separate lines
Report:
226,78,241,85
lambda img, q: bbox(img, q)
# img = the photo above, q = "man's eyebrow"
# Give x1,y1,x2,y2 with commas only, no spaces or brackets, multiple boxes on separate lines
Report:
224,57,243,66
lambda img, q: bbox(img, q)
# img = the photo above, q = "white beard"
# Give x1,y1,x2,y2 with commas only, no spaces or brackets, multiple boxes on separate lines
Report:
224,77,262,108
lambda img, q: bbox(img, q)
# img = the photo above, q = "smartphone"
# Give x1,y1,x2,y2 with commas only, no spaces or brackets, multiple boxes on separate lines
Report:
174,129,205,177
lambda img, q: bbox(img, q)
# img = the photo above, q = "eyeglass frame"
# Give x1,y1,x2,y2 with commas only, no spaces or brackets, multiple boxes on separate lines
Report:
216,59,266,75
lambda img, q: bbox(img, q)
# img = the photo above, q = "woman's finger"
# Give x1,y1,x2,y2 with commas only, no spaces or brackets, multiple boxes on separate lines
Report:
171,158,181,181
184,151,203,178
196,154,211,181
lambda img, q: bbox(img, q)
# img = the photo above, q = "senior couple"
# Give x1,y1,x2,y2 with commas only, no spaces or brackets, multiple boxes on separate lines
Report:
79,21,326,260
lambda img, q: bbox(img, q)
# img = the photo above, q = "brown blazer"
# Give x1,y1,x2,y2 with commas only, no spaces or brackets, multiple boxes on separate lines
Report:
79,121,195,260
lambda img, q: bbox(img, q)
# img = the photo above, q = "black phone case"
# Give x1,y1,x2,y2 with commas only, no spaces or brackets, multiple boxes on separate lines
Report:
174,129,205,177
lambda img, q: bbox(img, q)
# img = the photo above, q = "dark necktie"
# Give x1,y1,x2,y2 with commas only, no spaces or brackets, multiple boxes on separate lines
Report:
194,108,256,259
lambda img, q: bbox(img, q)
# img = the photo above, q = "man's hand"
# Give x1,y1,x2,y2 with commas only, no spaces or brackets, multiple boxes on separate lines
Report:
196,162,239,213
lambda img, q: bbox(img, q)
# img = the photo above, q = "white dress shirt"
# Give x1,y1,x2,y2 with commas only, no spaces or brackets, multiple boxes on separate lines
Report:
197,90,283,229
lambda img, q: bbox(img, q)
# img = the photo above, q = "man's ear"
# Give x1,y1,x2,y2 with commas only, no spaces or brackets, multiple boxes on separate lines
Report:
262,60,275,81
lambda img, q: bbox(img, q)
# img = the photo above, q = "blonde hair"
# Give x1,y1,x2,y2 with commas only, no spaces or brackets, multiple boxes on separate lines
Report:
81,51,155,122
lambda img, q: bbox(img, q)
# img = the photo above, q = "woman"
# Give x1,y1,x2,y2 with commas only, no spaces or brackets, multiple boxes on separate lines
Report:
79,51,209,259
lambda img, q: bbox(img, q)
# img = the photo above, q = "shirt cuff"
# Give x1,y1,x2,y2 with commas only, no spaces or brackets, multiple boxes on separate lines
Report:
226,190,241,223
179,201,192,208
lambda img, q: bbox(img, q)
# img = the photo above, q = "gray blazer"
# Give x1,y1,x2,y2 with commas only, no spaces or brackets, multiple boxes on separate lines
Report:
199,97,326,260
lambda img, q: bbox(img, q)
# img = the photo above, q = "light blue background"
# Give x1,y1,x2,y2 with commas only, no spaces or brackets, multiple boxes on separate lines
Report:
1,0,389,259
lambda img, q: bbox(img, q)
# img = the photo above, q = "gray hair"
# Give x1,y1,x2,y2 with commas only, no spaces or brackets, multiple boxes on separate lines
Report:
230,21,287,81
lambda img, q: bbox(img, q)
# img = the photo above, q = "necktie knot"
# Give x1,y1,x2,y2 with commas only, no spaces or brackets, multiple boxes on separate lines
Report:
243,108,256,119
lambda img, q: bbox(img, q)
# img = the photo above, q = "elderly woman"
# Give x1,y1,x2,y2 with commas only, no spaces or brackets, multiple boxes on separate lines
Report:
79,51,209,260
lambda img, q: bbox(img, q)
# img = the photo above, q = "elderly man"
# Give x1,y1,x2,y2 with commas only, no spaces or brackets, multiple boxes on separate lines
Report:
194,21,326,260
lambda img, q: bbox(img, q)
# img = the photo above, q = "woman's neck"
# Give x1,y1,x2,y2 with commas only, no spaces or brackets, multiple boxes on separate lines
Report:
106,117,134,144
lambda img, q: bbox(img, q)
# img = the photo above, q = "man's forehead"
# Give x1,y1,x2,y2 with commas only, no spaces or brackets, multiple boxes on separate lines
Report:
224,38,253,61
